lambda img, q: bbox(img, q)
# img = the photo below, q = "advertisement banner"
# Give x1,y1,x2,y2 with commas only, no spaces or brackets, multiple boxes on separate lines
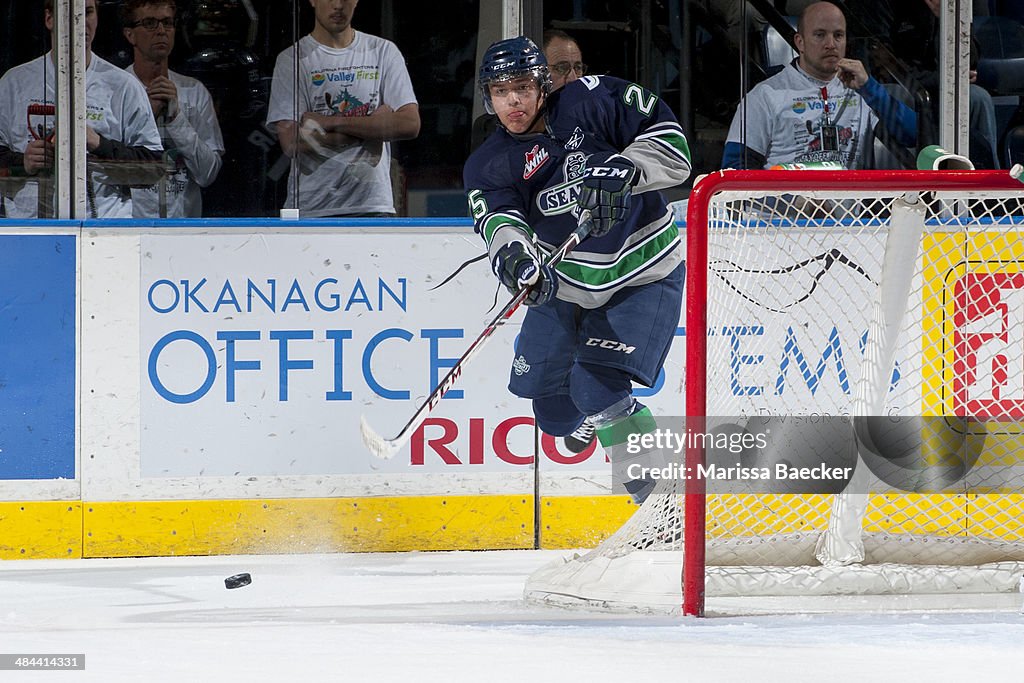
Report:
0,234,76,480
140,230,565,477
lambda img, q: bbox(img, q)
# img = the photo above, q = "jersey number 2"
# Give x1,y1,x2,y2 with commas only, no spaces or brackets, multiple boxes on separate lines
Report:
623,84,657,116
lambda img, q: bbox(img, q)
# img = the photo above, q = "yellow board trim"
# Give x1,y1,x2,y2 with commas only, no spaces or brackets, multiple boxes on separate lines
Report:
81,495,536,557
539,495,637,548
922,231,1024,465
0,502,82,559
3,492,1024,559
0,495,643,559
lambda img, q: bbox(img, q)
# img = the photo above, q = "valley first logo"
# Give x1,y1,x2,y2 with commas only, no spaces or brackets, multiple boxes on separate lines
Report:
792,96,859,115
954,272,1024,417
311,71,357,86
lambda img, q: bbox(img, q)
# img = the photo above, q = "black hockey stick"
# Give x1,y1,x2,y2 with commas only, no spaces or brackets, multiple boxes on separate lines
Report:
360,210,593,459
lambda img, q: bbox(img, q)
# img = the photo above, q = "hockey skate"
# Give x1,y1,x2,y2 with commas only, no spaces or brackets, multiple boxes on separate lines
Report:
562,418,596,453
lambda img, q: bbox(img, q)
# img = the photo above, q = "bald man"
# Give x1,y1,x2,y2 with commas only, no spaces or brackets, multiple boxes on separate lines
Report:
722,1,916,169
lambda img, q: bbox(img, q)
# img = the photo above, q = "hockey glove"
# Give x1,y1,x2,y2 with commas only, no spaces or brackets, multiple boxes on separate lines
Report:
491,240,559,306
577,153,639,237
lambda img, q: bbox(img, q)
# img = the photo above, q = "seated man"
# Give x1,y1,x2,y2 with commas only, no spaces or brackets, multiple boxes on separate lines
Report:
722,1,916,170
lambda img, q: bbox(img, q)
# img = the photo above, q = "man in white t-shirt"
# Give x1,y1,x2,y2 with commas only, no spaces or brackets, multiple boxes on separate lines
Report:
122,0,225,218
267,0,420,217
0,0,163,218
722,1,916,170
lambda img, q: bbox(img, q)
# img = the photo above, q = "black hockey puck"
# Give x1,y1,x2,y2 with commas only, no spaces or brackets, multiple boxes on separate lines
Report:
224,572,251,589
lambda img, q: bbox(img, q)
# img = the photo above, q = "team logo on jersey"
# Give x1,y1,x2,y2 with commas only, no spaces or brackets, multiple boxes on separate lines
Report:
563,152,587,182
564,127,585,150
512,355,531,376
523,145,550,179
536,152,587,216
312,73,326,87
792,101,807,114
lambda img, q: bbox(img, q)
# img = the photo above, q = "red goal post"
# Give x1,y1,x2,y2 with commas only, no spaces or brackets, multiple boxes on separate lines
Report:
683,169,1024,616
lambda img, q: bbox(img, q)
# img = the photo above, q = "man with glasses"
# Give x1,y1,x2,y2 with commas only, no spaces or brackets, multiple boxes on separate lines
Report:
0,0,162,218
543,29,586,91
121,0,225,217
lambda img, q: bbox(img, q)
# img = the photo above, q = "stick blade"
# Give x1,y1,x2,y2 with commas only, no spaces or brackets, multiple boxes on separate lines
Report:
360,414,401,460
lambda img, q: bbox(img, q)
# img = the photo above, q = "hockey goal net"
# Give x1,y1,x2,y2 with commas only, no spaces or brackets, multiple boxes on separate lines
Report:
525,169,1024,615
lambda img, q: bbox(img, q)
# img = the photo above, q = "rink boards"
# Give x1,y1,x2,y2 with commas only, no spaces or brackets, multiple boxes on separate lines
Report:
5,217,1024,559
0,220,650,559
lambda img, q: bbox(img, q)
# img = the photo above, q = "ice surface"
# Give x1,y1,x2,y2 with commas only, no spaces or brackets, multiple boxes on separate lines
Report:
1,550,1022,682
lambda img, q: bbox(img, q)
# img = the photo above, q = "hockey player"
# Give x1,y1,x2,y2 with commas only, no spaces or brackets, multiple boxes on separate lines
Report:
463,36,691,502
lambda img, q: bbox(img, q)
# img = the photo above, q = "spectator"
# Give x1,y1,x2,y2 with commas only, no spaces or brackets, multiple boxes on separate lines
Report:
0,0,162,218
543,29,586,91
122,0,225,217
267,0,420,217
471,29,586,152
885,0,1000,168
464,37,691,494
722,1,916,169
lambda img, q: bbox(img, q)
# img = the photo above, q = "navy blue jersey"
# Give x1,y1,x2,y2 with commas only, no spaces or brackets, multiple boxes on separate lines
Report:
464,75,690,308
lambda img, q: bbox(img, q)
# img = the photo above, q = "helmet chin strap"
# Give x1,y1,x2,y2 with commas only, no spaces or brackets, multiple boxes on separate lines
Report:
525,95,548,133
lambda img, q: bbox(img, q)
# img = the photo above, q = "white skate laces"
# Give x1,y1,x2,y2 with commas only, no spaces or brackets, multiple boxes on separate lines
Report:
563,418,596,454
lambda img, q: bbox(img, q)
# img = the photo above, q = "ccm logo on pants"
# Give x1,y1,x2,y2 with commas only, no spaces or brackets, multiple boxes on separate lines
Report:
585,338,636,354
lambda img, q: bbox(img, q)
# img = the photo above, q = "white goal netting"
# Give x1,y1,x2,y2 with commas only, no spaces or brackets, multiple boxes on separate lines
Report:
525,170,1024,614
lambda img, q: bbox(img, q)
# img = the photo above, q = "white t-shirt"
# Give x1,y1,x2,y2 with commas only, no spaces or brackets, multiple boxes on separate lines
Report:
267,31,418,217
0,52,163,218
726,61,877,169
125,66,225,218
